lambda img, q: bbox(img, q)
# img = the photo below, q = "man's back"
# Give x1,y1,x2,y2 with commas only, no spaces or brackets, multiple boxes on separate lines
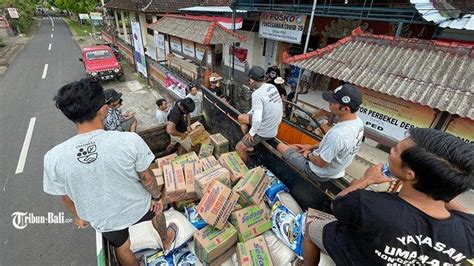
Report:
251,83,283,138
43,129,154,232
325,190,474,265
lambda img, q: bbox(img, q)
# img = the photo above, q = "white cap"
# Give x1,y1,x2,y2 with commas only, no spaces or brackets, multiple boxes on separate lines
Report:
274,77,285,84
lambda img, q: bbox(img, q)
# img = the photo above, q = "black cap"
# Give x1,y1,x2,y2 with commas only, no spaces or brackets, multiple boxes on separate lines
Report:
180,97,196,113
322,83,363,111
248,66,265,82
104,89,122,104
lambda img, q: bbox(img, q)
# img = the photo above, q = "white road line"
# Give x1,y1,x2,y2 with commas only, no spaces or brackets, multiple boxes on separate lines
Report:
48,15,54,27
51,33,53,38
41,64,48,79
52,28,54,32
15,117,37,175
48,43,52,50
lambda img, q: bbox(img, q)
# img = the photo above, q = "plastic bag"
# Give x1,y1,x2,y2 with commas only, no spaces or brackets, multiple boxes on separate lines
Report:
264,169,289,206
271,197,305,258
263,231,296,265
184,205,207,230
275,192,303,215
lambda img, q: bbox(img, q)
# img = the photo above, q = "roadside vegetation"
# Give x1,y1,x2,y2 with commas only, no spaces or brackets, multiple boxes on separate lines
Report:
63,17,94,36
1,0,38,34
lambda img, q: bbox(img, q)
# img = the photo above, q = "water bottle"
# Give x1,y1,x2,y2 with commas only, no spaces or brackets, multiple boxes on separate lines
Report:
381,163,394,178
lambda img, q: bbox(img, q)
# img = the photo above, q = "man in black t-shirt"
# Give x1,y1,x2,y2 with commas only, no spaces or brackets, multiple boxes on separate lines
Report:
166,98,195,153
304,128,473,265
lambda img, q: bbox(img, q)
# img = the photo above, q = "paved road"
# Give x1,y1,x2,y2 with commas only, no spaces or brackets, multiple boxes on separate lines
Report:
0,16,96,265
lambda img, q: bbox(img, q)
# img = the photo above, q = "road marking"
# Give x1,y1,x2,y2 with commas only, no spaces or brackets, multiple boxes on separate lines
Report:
48,15,54,27
48,43,52,50
41,64,48,79
15,117,37,175
52,28,54,32
51,33,53,38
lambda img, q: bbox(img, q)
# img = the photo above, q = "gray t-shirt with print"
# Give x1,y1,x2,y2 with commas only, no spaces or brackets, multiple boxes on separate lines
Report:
43,129,154,233
309,117,364,179
248,83,283,138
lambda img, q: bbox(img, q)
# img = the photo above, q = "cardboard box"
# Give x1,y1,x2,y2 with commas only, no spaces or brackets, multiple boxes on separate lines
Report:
152,168,165,191
194,223,238,265
219,152,249,183
210,133,229,158
195,165,231,198
197,180,240,229
172,152,200,166
306,208,335,225
200,156,220,171
192,131,211,147
155,153,178,172
230,203,272,242
163,164,186,202
233,167,270,206
188,122,210,146
199,144,215,158
184,162,202,200
237,235,273,266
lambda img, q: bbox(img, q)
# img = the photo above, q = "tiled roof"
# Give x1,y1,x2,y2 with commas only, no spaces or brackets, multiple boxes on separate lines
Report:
104,0,200,13
411,0,474,30
285,28,474,119
148,15,247,45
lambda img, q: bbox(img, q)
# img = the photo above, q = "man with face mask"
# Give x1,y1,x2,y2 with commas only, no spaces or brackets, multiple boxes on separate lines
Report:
277,83,364,182
236,66,283,162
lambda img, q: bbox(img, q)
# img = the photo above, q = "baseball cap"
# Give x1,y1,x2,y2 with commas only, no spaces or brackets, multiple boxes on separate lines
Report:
248,66,265,82
322,83,363,110
274,77,285,84
104,89,122,104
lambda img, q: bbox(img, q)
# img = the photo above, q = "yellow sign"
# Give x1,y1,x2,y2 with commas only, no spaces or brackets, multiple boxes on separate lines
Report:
445,117,474,144
357,88,437,141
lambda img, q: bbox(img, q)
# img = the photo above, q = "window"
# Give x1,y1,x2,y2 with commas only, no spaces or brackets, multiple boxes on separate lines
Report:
147,28,154,36
86,50,113,61
145,15,153,24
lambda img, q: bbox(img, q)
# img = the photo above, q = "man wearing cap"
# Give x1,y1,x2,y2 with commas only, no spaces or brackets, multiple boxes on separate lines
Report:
236,66,283,162
103,89,138,132
277,84,364,182
266,64,281,84
166,97,195,153
209,73,224,98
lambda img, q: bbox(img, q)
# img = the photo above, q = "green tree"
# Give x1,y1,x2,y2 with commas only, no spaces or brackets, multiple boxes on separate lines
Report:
1,0,40,34
53,0,100,14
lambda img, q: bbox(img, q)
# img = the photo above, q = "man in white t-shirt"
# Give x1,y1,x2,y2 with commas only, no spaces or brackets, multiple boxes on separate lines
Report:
236,66,283,162
277,83,364,182
186,84,203,117
43,79,176,265
155,99,169,125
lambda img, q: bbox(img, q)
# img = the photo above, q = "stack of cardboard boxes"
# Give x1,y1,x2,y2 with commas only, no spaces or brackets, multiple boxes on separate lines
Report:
153,132,274,265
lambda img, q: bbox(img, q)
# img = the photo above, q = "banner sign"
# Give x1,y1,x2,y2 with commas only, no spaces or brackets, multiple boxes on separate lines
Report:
357,88,437,141
182,39,195,58
131,21,148,77
79,14,90,20
196,43,206,61
170,36,182,53
7,8,19,19
445,117,474,144
259,12,306,44
89,12,102,20
156,34,165,50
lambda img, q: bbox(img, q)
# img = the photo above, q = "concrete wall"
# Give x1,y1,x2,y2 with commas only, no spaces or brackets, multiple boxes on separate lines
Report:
223,31,266,73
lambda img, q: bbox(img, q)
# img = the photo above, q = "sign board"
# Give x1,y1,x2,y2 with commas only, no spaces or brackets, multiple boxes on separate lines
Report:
357,88,437,141
170,36,182,53
7,8,19,19
445,117,474,144
89,12,102,20
196,44,206,61
131,21,148,77
259,12,306,44
182,39,195,58
79,14,90,20
156,34,165,50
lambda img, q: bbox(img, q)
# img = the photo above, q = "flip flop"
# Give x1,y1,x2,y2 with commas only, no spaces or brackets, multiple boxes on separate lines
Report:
163,222,178,255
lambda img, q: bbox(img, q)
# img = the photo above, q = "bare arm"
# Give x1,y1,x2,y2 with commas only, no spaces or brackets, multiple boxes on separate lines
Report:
137,167,162,198
306,153,329,168
337,164,392,198
62,195,79,217
166,122,185,138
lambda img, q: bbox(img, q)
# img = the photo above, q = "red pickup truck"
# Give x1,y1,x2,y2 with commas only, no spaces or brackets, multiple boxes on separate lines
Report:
79,45,124,81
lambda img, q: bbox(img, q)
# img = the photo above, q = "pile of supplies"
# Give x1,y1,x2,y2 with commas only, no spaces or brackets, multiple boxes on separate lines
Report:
130,129,328,265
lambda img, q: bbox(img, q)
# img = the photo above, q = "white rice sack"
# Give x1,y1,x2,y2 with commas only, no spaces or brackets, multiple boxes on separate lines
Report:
263,230,296,265
129,221,161,252
276,192,303,215
129,209,197,252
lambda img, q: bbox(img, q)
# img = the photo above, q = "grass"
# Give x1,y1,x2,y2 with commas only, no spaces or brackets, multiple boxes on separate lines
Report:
0,38,5,48
63,18,94,37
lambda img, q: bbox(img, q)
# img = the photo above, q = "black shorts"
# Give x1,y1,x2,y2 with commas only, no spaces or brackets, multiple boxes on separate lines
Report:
102,210,155,248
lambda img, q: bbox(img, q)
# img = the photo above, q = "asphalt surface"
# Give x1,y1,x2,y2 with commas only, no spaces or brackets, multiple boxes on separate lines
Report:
0,16,96,265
